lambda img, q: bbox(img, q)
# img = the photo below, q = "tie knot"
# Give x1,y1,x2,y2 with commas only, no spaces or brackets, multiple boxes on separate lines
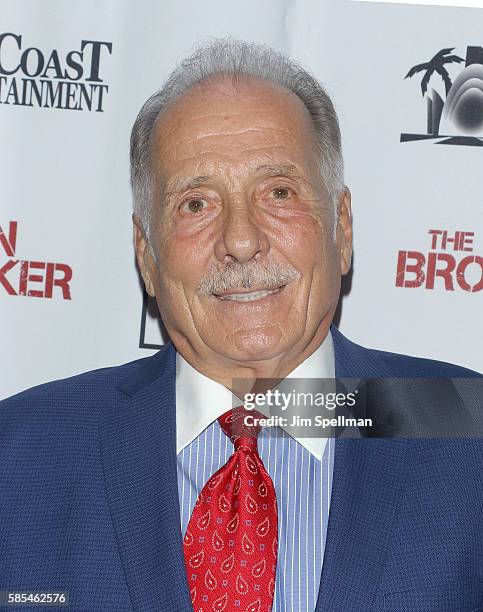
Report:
218,406,264,451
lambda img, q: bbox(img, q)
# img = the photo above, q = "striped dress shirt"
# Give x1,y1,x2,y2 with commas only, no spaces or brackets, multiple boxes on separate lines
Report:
176,333,335,611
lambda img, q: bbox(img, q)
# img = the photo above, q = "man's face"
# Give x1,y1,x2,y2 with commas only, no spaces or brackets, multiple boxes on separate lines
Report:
135,76,352,370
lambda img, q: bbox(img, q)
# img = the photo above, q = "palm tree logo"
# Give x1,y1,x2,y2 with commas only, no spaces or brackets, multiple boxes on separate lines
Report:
401,45,483,146
405,48,464,97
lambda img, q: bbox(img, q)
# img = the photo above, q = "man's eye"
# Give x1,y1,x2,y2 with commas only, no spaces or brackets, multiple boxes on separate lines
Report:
271,187,291,199
181,198,207,213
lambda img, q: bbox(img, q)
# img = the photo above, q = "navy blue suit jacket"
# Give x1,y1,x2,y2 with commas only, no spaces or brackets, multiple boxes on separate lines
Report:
1,326,481,611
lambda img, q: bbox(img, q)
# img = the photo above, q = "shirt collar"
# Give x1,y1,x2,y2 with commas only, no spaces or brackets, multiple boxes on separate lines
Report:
175,330,335,460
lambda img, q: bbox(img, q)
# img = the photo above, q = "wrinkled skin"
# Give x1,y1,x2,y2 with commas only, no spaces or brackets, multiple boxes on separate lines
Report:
134,76,352,392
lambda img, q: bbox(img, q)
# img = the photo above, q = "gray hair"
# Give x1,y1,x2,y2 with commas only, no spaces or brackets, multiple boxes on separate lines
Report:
130,37,345,245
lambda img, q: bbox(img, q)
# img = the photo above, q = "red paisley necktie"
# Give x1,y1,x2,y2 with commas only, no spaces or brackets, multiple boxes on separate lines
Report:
183,406,278,612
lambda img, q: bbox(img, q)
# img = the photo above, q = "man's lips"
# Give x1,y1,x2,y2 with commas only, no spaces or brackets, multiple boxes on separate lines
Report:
213,285,286,302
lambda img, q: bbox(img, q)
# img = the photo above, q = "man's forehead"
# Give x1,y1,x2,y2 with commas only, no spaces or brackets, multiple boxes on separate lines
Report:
165,163,302,194
168,73,298,110
151,75,314,146
149,75,320,191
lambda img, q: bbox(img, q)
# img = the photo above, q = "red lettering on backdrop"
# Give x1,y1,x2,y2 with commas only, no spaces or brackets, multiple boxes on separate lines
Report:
0,221,73,299
395,229,482,292
0,221,17,257
395,251,425,288
425,253,455,290
457,256,483,292
0,259,18,295
46,263,72,299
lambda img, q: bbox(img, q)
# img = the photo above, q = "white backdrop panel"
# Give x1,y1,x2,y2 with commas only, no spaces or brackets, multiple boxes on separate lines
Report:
1,0,481,400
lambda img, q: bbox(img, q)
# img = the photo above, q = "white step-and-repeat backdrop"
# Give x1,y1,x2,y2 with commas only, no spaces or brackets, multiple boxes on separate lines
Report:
1,0,482,399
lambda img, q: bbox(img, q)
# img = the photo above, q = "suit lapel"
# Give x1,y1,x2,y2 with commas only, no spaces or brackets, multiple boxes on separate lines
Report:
99,343,193,611
315,327,410,610
99,326,410,610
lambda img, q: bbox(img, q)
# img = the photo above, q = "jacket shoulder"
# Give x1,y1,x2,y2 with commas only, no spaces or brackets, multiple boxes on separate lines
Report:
369,346,480,378
0,353,156,420
0,352,170,478
331,326,480,378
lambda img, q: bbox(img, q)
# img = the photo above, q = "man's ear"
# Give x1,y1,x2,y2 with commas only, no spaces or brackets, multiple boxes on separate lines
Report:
133,213,156,297
337,187,353,275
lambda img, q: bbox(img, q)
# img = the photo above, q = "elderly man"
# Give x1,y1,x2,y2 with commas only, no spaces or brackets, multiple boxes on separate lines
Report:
0,39,481,612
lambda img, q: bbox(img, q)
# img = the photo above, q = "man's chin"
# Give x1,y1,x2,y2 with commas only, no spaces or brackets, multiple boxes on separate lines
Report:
208,327,291,364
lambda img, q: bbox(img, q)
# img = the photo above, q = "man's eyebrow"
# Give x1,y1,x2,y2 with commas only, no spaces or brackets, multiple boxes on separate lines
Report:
166,175,211,194
255,163,299,177
165,165,300,195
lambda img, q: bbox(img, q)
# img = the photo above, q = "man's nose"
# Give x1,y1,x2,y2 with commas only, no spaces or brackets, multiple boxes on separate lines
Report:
214,199,269,264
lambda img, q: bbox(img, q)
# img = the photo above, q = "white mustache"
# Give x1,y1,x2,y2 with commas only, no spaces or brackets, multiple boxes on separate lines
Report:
197,260,301,296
